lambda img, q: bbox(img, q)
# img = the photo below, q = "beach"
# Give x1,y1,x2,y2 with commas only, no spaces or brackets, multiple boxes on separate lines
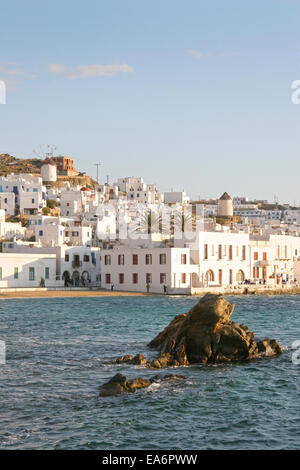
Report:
0,289,147,299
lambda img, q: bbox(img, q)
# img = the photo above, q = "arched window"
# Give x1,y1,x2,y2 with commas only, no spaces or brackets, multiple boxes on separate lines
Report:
205,270,215,282
236,270,245,282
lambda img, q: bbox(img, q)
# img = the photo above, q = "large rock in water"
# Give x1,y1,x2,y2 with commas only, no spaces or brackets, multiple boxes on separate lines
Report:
148,293,282,366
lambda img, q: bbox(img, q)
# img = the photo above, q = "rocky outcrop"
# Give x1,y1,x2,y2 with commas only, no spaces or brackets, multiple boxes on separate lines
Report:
147,293,282,366
112,354,148,365
99,373,185,397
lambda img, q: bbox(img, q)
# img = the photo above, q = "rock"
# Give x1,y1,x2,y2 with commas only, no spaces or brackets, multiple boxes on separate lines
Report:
148,293,282,365
99,373,186,397
99,373,129,397
99,373,151,397
112,353,147,365
150,374,186,383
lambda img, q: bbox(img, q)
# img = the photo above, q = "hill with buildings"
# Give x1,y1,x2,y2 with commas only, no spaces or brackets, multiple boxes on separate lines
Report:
0,153,97,188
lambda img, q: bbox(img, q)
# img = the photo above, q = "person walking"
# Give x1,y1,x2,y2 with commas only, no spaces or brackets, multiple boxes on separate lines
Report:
163,284,167,295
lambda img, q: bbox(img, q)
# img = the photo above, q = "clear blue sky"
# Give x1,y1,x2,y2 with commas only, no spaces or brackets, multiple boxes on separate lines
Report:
1,0,300,203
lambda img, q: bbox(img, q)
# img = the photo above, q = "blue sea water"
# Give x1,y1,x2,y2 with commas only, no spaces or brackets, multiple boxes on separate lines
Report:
0,295,299,450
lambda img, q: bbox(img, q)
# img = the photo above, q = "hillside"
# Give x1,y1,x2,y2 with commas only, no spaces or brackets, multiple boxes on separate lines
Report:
0,153,43,175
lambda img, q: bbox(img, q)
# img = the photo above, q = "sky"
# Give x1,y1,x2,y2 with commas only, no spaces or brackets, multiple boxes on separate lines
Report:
1,0,300,203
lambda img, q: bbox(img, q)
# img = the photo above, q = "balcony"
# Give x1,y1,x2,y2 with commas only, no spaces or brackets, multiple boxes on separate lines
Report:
257,260,271,267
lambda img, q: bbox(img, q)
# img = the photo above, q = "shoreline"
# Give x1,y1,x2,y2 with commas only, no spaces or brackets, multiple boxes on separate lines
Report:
0,289,148,299
0,287,300,299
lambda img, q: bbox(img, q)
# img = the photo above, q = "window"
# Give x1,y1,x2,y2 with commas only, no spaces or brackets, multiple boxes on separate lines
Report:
181,273,186,284
204,244,208,260
65,254,69,262
285,246,288,258
39,230,43,236
105,273,111,284
105,255,111,265
45,267,49,279
263,252,267,261
119,273,124,284
132,254,138,265
181,254,187,264
132,273,138,284
33,188,38,192
229,245,233,260
211,244,214,256
218,245,222,260
4,198,7,204
242,245,246,261
254,252,258,261
0,267,2,280
160,273,166,284
159,253,166,265
14,267,18,279
83,255,90,262
146,273,152,284
145,254,152,265
32,199,35,204
29,267,35,281
118,254,124,265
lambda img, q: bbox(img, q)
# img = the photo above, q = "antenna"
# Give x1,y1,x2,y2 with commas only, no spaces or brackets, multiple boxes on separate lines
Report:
94,163,102,184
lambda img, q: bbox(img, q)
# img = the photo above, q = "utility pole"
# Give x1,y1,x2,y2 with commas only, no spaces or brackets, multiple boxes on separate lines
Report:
94,163,102,184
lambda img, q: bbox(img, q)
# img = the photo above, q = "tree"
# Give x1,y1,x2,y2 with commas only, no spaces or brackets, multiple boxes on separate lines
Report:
42,207,50,215
47,199,58,209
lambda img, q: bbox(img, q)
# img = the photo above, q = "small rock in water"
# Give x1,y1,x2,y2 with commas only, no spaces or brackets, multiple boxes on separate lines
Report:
99,373,151,397
99,373,186,397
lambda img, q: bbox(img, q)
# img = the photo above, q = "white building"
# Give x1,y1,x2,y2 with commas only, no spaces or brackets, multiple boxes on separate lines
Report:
0,209,25,239
100,245,191,293
164,191,190,204
60,190,82,216
0,174,46,215
0,192,15,215
1,242,101,286
0,253,61,288
116,177,163,204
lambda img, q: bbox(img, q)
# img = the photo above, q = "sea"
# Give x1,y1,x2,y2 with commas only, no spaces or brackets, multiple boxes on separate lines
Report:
0,295,299,450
